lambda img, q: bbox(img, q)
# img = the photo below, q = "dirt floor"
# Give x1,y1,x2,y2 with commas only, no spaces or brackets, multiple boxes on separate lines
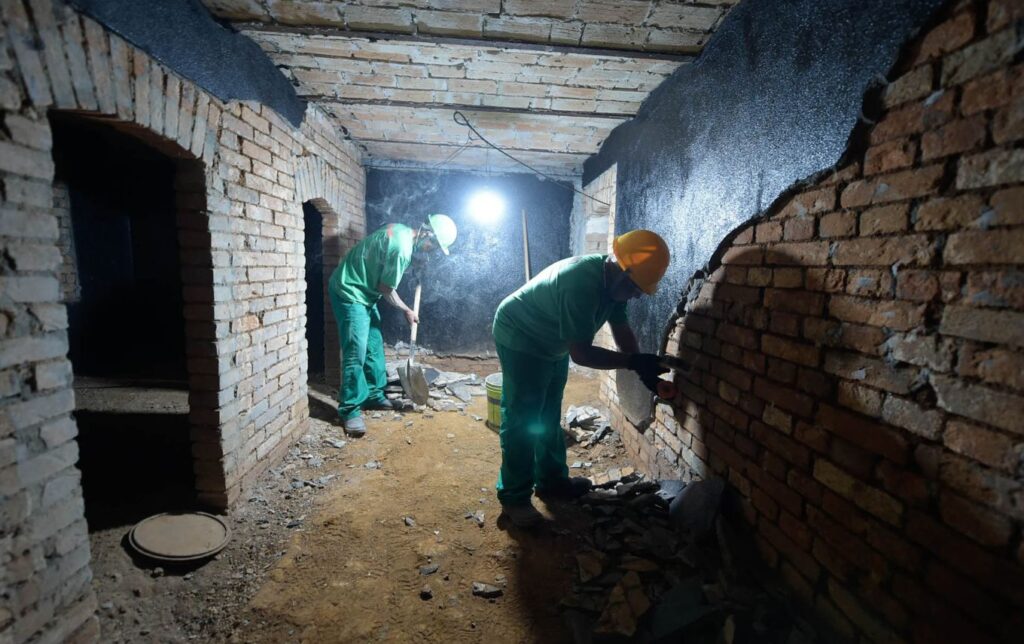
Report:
86,358,632,643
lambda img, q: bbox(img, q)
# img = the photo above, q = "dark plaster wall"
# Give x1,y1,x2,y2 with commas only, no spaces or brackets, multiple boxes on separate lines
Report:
583,0,946,421
68,0,305,125
364,169,574,354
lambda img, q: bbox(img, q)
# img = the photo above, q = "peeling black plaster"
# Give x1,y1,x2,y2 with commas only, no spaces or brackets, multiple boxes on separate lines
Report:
364,169,573,354
583,0,947,423
68,0,305,125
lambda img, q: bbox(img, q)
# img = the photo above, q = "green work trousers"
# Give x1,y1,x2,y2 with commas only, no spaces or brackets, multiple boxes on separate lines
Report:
330,292,388,420
495,343,570,506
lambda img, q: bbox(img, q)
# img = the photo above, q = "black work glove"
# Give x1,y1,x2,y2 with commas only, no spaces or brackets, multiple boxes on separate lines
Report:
627,353,669,393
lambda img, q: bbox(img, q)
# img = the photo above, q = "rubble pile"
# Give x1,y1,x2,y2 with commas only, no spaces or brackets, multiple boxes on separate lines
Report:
383,359,487,414
564,405,612,446
561,477,816,643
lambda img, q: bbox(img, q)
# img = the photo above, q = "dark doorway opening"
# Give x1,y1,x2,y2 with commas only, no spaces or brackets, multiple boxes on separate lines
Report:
51,114,196,530
304,201,326,380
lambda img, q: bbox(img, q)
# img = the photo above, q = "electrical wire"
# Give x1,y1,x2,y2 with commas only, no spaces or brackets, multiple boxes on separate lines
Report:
452,111,612,208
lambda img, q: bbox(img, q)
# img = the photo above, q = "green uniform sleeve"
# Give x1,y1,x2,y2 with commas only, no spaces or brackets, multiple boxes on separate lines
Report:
608,301,628,325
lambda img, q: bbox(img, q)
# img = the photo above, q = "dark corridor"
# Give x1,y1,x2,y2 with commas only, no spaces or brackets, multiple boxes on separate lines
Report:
304,201,326,378
51,114,195,528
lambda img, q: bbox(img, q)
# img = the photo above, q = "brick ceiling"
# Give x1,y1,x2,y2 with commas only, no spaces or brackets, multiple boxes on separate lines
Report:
203,1,738,175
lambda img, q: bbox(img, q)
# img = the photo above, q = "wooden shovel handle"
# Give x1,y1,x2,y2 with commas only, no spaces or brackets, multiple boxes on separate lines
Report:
410,283,422,344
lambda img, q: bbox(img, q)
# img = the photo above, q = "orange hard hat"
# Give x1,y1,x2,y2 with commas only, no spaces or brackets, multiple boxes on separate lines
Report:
612,229,670,295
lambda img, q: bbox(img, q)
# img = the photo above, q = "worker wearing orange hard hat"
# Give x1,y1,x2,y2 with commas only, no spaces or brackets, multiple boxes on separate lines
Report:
491,229,671,527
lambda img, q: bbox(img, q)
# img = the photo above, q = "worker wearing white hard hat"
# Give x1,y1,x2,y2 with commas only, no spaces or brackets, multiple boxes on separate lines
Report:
328,214,457,436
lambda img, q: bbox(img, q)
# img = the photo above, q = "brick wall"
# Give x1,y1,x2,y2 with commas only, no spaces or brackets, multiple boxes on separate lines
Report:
605,1,1024,641
0,1,364,642
51,181,80,302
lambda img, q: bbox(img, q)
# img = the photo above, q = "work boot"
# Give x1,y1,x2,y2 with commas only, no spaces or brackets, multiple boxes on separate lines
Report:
363,398,394,411
536,477,592,500
343,415,366,437
500,503,544,528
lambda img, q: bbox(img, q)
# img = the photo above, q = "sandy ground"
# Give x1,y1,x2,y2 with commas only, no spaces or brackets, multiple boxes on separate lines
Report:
86,359,629,643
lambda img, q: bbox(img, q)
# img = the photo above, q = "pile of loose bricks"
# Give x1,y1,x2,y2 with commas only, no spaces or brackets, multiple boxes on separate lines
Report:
0,1,364,641
603,0,1024,640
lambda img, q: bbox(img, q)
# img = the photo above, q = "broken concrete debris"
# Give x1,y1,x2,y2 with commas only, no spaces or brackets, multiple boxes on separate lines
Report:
471,582,503,599
560,476,815,643
563,405,612,446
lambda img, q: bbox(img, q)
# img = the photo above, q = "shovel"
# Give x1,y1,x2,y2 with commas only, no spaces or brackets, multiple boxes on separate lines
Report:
397,283,429,405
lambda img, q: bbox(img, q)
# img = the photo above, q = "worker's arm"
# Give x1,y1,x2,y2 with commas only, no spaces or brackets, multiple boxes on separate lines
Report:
377,282,418,325
610,323,640,354
568,342,631,370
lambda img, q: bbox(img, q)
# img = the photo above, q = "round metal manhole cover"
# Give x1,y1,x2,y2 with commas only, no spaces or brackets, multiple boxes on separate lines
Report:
129,512,231,562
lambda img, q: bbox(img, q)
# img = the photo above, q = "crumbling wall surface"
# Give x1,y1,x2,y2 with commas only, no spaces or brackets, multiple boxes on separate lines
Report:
0,1,363,641
608,0,1024,640
585,0,948,424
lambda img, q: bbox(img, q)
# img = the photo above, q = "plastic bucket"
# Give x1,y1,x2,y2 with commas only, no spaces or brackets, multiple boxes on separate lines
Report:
485,372,502,432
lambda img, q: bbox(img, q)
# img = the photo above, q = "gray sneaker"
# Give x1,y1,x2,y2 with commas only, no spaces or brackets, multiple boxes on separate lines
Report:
343,415,366,437
500,503,543,528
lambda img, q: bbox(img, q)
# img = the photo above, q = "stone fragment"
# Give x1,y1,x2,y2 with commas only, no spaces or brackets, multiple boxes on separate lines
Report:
403,516,416,527
595,571,650,637
472,582,503,598
669,478,725,539
419,564,439,576
420,585,433,600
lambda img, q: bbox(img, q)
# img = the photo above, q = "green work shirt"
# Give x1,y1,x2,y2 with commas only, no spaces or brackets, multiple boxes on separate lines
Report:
492,254,628,360
329,223,415,306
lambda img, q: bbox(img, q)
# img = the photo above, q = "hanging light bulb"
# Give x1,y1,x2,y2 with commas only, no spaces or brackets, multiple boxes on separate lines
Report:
467,190,506,224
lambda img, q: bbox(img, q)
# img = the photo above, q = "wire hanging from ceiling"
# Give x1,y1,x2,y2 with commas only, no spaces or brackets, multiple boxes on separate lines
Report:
452,111,611,208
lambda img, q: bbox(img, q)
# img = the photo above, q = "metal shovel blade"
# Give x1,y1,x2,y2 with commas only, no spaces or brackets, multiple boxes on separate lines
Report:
399,358,429,406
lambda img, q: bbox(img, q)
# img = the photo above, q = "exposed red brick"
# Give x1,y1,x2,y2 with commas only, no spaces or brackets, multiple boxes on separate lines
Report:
914,194,986,231
754,377,815,418
819,211,856,238
805,268,845,292
945,307,1024,354
956,342,1024,391
845,269,893,297
922,115,988,160
895,269,940,301
987,0,1024,31
837,381,884,417
720,245,764,265
815,405,909,464
755,220,783,243
864,137,917,175
764,241,830,266
990,185,1024,225
869,102,924,145
828,295,925,331
912,8,976,63
882,64,933,108
962,68,1012,114
763,288,822,315
943,418,1019,472
832,234,935,267
939,489,1014,546
859,203,908,235
993,92,1024,144
771,267,803,288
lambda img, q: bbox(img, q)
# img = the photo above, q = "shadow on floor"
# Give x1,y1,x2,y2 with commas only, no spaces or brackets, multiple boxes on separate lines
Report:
77,410,195,531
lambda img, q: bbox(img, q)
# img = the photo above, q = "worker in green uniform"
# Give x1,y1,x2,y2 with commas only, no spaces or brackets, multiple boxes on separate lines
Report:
329,214,458,436
491,230,672,527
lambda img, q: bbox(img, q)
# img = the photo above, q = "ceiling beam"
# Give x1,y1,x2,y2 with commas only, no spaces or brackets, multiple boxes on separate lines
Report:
354,138,593,157
317,98,632,121
238,23,693,62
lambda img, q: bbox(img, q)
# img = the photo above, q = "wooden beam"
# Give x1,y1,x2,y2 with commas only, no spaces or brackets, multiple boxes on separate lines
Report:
317,97,632,121
238,23,693,62
355,137,594,157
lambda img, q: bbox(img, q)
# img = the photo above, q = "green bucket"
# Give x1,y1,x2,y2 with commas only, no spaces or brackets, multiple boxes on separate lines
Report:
485,372,502,433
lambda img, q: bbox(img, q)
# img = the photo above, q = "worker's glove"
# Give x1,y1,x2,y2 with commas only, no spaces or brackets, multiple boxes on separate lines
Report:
627,353,668,393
